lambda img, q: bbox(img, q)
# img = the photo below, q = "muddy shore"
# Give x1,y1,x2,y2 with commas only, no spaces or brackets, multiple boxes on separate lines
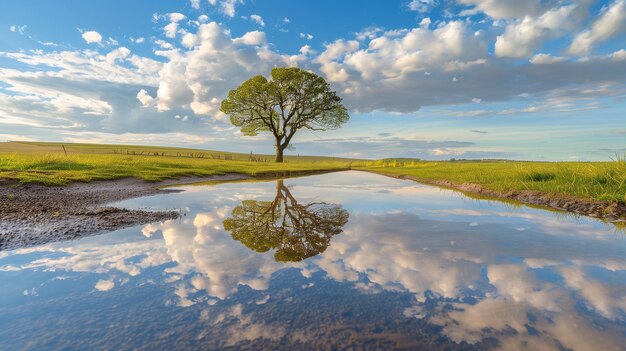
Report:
0,174,249,251
385,173,626,223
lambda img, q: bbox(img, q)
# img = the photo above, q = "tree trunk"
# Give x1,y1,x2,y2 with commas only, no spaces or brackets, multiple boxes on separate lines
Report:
275,145,284,163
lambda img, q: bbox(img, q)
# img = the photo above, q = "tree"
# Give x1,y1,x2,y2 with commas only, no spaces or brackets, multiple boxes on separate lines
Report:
222,180,349,262
220,67,350,162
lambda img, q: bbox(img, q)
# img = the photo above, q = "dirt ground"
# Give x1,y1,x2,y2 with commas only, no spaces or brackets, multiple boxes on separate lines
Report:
0,174,248,251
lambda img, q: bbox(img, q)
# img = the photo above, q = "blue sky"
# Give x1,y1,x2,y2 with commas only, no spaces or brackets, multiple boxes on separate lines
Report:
0,0,625,160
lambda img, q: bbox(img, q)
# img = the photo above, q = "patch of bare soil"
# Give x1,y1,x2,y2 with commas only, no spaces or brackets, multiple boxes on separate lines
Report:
0,174,248,251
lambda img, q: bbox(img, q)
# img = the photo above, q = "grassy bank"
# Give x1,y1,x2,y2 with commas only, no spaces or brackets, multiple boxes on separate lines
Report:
0,142,352,185
352,159,626,204
2,142,625,207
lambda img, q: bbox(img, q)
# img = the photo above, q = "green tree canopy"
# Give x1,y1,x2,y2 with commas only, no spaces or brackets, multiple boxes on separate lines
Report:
220,67,349,162
222,180,349,262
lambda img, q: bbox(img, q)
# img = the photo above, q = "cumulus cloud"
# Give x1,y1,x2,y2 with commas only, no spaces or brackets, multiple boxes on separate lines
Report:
105,47,131,64
168,12,187,23
249,14,264,27
81,30,102,44
408,0,437,13
136,89,155,107
164,22,179,38
569,0,626,55
494,2,591,58
144,22,302,116
233,30,266,46
457,0,547,19
0,48,215,135
299,45,315,56
310,16,626,113
181,32,198,48
95,279,115,291
212,0,243,17
162,13,187,38
530,53,566,64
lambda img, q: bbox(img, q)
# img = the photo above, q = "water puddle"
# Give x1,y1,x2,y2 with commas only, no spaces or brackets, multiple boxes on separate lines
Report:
1,171,624,350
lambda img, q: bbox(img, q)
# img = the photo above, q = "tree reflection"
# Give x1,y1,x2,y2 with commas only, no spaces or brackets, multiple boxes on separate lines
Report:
223,180,349,262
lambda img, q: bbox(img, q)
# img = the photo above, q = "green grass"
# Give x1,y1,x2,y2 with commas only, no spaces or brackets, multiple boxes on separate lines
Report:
2,141,625,205
352,159,626,204
0,141,353,185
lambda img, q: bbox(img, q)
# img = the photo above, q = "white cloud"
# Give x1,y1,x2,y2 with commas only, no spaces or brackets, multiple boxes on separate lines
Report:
611,49,626,60
105,47,131,64
190,0,200,10
95,279,115,291
154,39,174,49
147,22,300,116
569,0,626,55
457,0,546,19
250,14,264,27
136,89,155,107
164,22,179,38
9,25,27,35
299,32,313,40
316,39,359,63
182,32,198,48
0,48,175,134
81,30,102,44
233,30,266,46
299,45,315,56
168,12,187,23
530,53,566,64
310,18,626,113
220,0,242,17
408,0,437,13
495,3,589,58
162,13,187,39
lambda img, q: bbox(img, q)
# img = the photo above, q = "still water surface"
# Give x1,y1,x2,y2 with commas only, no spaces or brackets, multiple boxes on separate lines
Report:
1,171,625,350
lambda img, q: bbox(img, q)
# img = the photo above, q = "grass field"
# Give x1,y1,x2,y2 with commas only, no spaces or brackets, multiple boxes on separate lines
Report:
0,141,353,185
1,141,625,205
353,159,626,204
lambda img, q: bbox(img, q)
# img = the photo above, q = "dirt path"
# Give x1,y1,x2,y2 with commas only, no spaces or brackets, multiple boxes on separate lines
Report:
0,174,248,251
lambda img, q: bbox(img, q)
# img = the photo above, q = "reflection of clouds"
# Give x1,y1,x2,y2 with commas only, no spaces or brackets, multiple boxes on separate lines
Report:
431,208,619,239
310,212,626,350
431,299,531,344
156,207,293,302
425,263,626,351
2,172,625,349
488,264,563,312
559,266,626,320
315,229,481,299
0,184,289,305
9,239,170,278
206,304,286,346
